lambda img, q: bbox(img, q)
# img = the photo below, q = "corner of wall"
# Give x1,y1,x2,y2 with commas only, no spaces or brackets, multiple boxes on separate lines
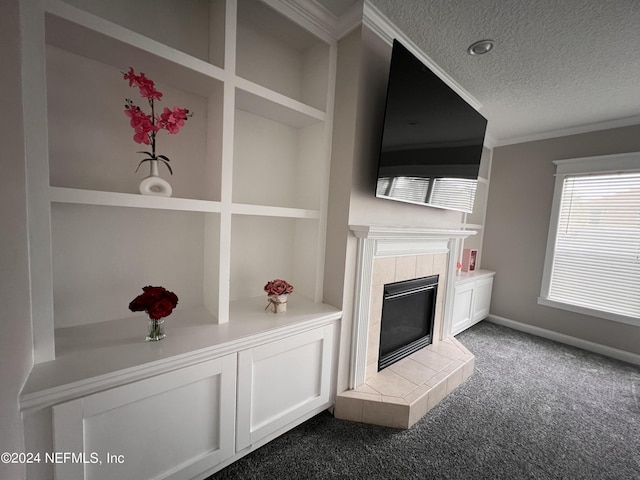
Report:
0,1,35,479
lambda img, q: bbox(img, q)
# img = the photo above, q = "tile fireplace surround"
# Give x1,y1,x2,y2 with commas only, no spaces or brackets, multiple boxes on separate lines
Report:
335,226,475,429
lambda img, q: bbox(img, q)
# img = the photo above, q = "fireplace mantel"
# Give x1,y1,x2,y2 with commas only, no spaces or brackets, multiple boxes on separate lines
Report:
335,225,476,428
350,225,474,239
348,225,475,389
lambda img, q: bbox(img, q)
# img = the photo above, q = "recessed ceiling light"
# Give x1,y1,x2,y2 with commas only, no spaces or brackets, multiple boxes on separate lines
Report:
467,39,494,55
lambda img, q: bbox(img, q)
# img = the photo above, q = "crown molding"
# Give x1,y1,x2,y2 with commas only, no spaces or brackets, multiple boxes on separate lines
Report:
277,1,482,112
333,1,364,39
273,0,363,41
269,0,338,41
362,1,482,111
483,132,498,149
495,115,640,147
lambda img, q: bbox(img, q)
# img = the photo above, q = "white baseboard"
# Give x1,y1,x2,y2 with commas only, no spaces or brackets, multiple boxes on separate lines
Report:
486,314,640,367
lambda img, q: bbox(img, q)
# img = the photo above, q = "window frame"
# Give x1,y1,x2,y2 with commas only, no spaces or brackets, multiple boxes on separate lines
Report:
538,151,640,327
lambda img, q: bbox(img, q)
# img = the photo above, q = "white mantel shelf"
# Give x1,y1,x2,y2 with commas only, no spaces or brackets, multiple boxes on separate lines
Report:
350,225,477,240
349,226,476,260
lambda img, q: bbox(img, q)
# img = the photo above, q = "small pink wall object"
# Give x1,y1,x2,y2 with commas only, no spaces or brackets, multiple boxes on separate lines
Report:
461,248,478,272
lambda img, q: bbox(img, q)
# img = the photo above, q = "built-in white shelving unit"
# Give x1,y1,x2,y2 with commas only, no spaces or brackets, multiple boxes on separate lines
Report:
26,0,338,382
460,146,493,265
22,1,341,477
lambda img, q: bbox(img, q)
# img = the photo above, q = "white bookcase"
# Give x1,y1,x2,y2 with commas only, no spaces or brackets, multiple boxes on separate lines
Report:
25,0,337,367
460,146,493,263
21,1,340,477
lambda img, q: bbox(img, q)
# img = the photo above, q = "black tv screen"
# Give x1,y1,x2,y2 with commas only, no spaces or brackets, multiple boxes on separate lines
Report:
376,40,488,213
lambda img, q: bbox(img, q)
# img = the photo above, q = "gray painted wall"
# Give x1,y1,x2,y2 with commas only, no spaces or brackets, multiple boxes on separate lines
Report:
483,125,640,354
0,1,35,479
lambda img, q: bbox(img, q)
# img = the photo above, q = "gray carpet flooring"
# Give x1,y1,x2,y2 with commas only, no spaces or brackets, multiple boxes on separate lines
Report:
208,321,640,479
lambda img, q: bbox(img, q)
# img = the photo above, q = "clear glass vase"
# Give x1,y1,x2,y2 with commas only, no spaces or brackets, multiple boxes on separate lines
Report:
146,318,166,341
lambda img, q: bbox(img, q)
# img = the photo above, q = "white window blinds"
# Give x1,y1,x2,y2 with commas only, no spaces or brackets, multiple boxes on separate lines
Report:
548,172,640,319
430,178,477,213
376,176,477,212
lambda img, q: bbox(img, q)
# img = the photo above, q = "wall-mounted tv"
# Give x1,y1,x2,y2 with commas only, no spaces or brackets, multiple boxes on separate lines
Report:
376,40,488,213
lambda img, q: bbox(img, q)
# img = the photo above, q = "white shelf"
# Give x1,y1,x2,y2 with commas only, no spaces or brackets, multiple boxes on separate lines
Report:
20,297,341,410
231,203,320,219
230,215,321,302
49,187,324,218
45,1,328,126
232,107,326,210
463,223,484,230
50,187,223,213
455,268,495,285
236,0,330,111
45,0,226,98
235,79,325,127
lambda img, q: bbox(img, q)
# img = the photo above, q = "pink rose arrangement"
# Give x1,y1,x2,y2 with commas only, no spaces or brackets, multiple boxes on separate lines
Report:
129,286,179,320
123,67,192,175
264,279,294,296
264,279,294,313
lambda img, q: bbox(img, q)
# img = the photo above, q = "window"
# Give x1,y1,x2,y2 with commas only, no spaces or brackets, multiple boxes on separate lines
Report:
539,153,640,326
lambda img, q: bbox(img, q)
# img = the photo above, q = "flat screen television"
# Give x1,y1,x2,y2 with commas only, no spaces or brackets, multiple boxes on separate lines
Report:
376,40,488,213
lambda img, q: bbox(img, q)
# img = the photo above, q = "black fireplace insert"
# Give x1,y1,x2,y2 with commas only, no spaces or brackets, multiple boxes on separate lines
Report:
378,275,438,371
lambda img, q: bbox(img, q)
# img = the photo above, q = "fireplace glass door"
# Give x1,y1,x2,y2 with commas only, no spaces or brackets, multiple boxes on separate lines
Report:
378,275,438,371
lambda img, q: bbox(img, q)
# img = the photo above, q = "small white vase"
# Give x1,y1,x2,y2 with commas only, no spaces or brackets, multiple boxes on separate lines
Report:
139,159,172,197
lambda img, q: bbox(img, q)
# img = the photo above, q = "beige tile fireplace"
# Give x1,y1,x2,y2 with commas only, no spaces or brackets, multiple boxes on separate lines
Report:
334,226,475,429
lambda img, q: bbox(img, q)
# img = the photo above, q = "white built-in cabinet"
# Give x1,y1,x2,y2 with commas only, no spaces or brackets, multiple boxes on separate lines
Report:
52,355,238,480
20,0,341,478
236,324,335,451
48,321,337,480
451,270,494,335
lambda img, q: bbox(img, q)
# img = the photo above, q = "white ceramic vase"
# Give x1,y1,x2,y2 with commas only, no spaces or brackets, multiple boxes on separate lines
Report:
139,159,172,197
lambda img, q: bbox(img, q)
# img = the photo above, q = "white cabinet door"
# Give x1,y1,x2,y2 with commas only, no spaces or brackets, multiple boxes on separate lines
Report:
452,282,475,335
236,323,335,451
472,277,493,322
452,273,494,336
52,355,237,480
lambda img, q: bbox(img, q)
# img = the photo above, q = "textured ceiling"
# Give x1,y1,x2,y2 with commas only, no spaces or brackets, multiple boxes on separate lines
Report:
318,0,640,143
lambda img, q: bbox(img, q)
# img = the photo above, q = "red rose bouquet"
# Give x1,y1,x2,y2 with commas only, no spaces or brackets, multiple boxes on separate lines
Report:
129,286,178,341
264,279,293,313
129,285,179,319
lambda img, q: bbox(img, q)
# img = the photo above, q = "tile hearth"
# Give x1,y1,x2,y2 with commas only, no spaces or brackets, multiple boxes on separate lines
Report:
335,337,474,429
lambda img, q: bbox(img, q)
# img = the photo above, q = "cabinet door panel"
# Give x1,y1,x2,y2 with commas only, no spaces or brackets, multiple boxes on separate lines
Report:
236,324,334,451
452,284,474,335
473,278,493,322
52,355,236,480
